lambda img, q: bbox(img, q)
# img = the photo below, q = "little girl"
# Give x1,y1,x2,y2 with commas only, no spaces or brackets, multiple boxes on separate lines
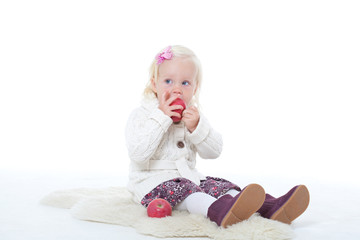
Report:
125,45,310,228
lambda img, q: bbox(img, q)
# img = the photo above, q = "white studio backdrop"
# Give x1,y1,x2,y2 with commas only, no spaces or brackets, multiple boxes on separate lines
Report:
0,1,359,184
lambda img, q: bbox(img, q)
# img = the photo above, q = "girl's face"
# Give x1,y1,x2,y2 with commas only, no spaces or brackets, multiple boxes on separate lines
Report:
151,57,197,106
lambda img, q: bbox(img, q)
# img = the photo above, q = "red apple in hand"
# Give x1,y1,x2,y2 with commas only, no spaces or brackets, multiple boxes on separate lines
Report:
170,98,186,123
147,198,172,218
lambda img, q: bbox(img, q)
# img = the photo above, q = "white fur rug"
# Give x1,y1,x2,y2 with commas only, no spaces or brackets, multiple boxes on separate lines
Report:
40,187,294,240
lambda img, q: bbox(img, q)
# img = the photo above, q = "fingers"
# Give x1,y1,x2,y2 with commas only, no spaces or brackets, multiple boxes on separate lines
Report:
182,107,199,123
169,105,184,113
170,111,182,119
159,92,185,119
161,92,184,110
166,95,180,106
182,106,198,117
161,91,170,104
182,106,199,133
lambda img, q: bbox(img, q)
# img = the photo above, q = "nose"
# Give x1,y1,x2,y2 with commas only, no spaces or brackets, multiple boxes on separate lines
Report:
171,83,182,95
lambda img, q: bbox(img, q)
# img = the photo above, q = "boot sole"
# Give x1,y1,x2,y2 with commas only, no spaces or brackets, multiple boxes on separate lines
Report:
221,184,265,228
270,185,310,224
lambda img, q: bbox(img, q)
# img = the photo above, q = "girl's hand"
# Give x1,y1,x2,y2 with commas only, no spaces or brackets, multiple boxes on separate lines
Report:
158,91,184,119
182,106,200,133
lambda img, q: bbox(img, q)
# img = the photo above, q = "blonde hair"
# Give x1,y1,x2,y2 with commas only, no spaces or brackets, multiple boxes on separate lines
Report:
143,45,202,107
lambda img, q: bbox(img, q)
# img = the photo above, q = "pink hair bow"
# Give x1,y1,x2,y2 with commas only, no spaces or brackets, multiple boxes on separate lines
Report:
155,46,173,65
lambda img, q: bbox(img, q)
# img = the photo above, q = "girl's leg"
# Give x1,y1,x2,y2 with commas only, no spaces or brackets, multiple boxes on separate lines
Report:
141,177,266,228
225,189,240,197
141,176,241,208
178,183,266,228
257,185,310,224
207,183,265,227
199,176,241,199
140,178,203,208
174,192,216,216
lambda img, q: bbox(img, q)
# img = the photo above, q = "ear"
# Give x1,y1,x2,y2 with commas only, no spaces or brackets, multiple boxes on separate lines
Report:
151,78,157,93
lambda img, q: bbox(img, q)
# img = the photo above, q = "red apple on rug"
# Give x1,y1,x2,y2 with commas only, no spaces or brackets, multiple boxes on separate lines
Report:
147,198,172,218
170,98,186,123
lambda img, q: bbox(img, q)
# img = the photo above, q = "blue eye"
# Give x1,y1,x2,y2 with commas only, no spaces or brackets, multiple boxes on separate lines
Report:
182,81,190,86
165,79,172,84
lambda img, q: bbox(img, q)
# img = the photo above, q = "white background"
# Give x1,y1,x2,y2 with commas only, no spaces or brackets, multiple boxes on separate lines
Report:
1,0,359,184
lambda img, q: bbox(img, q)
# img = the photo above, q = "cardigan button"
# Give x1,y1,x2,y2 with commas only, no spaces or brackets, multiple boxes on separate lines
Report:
177,141,185,148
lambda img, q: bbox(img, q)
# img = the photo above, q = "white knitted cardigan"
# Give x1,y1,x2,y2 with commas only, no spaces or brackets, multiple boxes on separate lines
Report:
125,97,223,203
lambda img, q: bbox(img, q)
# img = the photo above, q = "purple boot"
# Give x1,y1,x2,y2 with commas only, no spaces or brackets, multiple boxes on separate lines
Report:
207,183,265,228
257,185,310,224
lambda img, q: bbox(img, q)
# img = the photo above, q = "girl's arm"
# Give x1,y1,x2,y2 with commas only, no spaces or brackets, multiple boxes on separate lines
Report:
187,115,223,159
125,107,172,163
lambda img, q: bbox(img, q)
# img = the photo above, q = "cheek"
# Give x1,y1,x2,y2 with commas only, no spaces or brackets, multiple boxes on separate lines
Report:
154,83,165,93
155,89,163,100
158,83,171,92
183,88,195,104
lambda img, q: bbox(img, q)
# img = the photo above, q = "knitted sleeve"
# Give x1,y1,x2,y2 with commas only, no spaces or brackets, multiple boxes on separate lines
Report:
125,107,173,163
187,115,223,159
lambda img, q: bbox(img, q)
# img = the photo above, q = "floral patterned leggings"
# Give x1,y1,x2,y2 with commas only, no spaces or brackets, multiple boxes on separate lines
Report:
141,176,241,208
